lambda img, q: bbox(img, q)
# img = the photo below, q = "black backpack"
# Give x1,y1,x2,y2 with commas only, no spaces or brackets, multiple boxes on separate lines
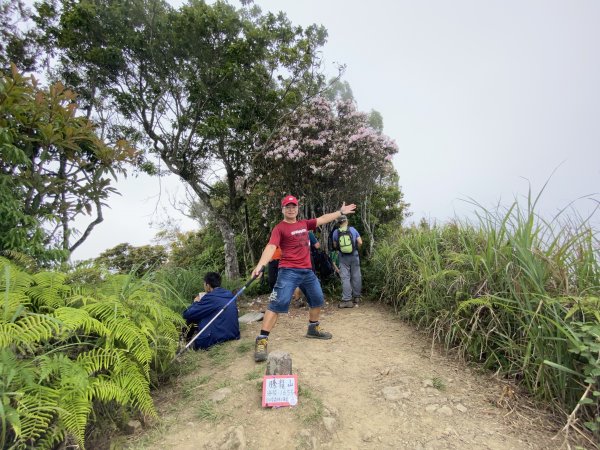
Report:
312,248,335,280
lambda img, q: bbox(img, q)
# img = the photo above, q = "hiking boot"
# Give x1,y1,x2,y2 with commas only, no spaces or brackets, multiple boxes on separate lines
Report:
254,335,268,362
353,297,361,307
306,322,332,339
338,301,353,308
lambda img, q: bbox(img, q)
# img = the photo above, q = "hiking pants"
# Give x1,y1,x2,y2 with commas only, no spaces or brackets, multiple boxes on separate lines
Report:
267,268,324,313
339,253,362,301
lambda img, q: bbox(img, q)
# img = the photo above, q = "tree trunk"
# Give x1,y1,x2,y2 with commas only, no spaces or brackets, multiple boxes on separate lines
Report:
360,196,376,258
158,151,242,281
244,204,256,267
214,215,240,281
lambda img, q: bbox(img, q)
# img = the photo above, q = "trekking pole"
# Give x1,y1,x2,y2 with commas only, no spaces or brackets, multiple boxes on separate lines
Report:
174,267,264,360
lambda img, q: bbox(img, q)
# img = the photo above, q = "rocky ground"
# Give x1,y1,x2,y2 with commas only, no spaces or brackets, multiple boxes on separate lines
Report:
124,299,580,450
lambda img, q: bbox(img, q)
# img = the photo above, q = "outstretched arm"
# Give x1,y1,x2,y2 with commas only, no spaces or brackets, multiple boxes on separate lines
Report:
316,202,357,227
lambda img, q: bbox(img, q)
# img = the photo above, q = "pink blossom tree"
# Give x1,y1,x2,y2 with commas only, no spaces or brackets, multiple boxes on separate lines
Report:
256,96,402,250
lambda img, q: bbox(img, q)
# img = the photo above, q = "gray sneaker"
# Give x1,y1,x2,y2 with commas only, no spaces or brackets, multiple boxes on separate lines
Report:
306,322,332,339
254,335,268,362
338,301,354,308
353,297,361,307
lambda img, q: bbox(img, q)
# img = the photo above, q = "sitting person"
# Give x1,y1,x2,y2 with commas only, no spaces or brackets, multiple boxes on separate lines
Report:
182,272,240,350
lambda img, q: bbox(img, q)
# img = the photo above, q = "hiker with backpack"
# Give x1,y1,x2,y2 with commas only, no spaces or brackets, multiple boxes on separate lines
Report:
332,215,363,308
251,195,356,362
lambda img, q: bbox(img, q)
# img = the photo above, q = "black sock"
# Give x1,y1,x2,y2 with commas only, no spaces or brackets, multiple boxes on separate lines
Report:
309,320,319,324
259,330,270,337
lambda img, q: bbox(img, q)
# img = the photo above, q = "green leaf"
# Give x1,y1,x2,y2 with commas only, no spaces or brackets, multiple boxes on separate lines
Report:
542,360,582,377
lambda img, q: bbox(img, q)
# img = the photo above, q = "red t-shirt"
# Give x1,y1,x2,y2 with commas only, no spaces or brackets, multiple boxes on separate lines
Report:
268,219,317,269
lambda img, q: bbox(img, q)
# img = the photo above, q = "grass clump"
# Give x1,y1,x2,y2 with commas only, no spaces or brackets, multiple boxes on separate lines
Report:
236,340,254,354
245,367,264,381
196,401,222,422
432,377,446,391
181,374,212,397
207,343,231,365
216,379,232,389
369,188,600,444
297,385,324,424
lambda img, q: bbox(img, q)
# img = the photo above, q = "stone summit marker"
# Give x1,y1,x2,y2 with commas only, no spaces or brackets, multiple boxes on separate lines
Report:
262,351,297,408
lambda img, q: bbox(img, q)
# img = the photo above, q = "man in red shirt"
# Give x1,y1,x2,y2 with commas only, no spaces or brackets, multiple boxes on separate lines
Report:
251,195,356,362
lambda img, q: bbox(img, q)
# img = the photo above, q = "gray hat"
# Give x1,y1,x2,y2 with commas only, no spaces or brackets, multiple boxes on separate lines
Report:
337,215,348,223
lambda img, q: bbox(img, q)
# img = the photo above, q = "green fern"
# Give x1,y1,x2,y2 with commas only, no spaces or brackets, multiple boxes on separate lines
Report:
0,257,33,292
28,271,72,312
0,258,180,449
112,360,157,418
90,377,130,404
53,306,109,337
37,353,93,447
0,313,61,350
76,347,123,376
1,349,61,448
103,316,153,370
0,251,39,272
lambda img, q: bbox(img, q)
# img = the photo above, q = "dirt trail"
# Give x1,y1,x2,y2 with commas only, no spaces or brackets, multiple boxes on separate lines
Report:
127,299,566,450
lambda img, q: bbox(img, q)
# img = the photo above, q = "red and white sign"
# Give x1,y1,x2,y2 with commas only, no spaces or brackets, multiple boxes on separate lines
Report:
262,375,298,408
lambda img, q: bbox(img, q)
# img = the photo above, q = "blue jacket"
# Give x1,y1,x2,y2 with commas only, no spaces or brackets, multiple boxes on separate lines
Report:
182,287,240,350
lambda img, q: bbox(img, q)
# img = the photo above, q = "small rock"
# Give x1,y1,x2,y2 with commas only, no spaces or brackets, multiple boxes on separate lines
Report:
362,432,374,442
219,426,246,450
310,437,319,449
425,404,439,412
238,312,264,324
124,419,142,435
455,403,468,413
323,403,339,417
438,405,453,416
210,387,232,403
322,417,336,433
422,379,434,388
425,388,440,396
266,351,292,375
444,426,457,436
381,386,411,401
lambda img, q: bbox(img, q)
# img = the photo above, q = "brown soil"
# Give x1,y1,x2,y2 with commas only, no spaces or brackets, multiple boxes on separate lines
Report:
125,298,576,450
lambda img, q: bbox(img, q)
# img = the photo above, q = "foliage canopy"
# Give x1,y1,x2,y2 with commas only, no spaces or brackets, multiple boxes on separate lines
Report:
0,66,136,264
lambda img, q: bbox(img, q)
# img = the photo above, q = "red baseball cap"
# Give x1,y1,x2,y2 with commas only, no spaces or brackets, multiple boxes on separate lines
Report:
281,195,298,207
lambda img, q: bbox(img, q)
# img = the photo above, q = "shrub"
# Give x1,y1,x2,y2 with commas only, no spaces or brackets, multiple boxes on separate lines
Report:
372,197,600,441
0,257,184,449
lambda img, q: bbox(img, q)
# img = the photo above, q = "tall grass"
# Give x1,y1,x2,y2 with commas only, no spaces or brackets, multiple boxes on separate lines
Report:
370,193,600,442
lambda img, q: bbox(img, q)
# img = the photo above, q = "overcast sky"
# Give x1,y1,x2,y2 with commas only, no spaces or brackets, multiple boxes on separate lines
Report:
72,0,600,260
